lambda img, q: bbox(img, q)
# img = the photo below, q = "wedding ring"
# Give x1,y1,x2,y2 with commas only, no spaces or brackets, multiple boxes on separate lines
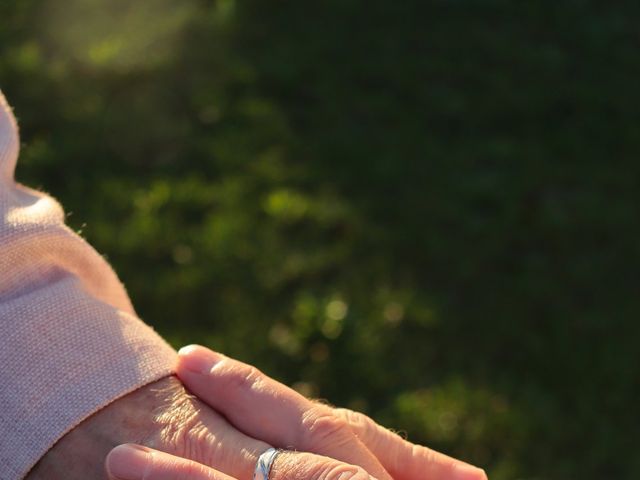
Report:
253,447,282,480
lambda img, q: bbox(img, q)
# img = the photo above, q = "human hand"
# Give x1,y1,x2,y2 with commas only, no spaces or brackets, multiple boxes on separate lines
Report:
28,376,397,480
103,345,487,480
176,345,486,480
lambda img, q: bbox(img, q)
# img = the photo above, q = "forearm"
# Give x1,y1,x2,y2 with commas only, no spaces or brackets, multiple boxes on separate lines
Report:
0,89,177,478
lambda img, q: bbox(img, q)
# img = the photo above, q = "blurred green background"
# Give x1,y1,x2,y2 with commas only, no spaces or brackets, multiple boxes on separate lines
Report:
2,1,639,478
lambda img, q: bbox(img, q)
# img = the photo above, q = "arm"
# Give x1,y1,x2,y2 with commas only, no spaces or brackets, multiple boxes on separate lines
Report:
29,360,486,480
0,89,176,479
1,91,486,480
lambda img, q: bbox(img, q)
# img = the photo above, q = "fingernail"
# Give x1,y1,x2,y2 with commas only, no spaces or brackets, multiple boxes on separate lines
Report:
106,444,151,480
178,344,223,374
453,464,487,480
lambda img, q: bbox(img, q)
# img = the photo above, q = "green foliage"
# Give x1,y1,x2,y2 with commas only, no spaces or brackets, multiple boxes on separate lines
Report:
2,1,639,478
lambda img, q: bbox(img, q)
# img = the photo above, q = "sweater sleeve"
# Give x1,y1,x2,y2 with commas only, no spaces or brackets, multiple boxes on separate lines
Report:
0,90,178,479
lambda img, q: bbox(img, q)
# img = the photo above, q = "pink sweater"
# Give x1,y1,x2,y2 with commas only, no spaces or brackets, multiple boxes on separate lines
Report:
0,90,177,479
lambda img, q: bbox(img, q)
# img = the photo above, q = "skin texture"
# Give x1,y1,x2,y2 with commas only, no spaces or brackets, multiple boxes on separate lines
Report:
27,376,194,479
28,351,487,480
173,346,486,480
28,376,388,480
27,377,385,480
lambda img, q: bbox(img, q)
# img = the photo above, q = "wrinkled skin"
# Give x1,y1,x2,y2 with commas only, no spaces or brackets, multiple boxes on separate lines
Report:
27,376,207,479
27,349,487,480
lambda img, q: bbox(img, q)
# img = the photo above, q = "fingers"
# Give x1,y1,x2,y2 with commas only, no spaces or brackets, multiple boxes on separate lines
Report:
176,345,392,480
138,384,273,480
106,382,382,480
272,450,376,480
176,345,487,480
333,408,487,480
106,444,379,480
105,444,236,480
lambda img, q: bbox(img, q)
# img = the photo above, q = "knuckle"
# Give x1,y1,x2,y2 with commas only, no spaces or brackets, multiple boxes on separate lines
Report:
149,393,218,467
221,363,263,391
395,442,430,473
177,462,218,480
153,397,201,450
333,408,377,445
336,407,404,455
277,453,370,480
410,443,439,464
334,408,369,432
319,463,370,480
165,419,216,467
300,407,351,448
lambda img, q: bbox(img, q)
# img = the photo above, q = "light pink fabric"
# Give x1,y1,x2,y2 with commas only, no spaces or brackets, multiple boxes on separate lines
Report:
0,90,177,479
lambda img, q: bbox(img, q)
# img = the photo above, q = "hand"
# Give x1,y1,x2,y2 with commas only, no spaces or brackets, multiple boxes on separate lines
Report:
28,349,485,480
104,345,487,480
106,444,237,480
104,444,377,480
27,377,394,480
175,345,486,480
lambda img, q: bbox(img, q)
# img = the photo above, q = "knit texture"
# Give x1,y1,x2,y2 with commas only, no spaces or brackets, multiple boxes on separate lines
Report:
0,90,177,479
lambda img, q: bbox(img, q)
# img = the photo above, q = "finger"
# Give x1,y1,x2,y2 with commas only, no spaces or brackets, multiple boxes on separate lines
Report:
105,444,237,480
176,345,392,480
127,385,379,480
333,408,487,480
106,444,379,480
272,450,376,480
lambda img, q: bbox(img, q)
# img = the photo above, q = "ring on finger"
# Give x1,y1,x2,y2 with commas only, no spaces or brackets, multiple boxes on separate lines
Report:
253,447,283,480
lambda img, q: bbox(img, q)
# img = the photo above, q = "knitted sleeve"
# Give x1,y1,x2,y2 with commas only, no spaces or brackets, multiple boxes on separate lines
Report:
0,91,177,479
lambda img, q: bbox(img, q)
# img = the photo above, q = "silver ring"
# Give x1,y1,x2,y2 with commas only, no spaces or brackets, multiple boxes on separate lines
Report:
253,447,282,480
